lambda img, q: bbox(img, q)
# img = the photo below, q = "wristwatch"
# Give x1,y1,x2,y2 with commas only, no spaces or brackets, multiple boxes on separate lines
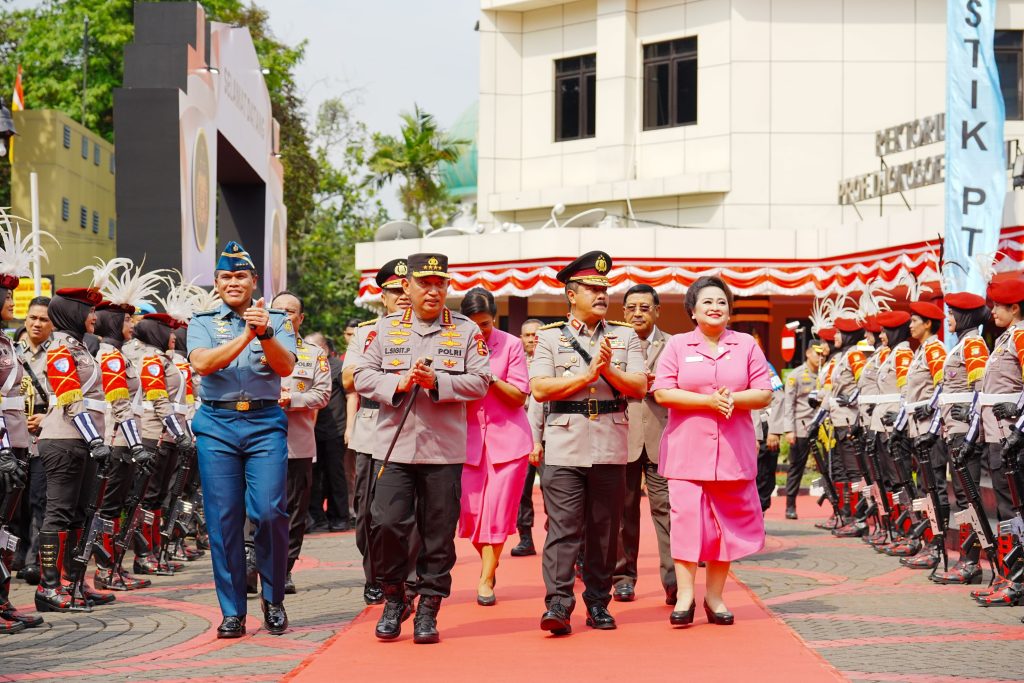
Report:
256,326,275,341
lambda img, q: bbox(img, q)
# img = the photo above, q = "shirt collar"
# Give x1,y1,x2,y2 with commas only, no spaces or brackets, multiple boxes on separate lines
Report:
567,313,604,337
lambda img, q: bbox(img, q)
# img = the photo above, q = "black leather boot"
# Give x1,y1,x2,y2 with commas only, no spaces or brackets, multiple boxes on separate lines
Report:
413,595,442,644
0,567,43,627
35,531,81,612
375,582,411,640
245,544,259,595
510,530,536,557
64,529,115,606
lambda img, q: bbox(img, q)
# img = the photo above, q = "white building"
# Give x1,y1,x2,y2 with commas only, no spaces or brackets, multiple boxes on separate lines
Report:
356,0,1024,366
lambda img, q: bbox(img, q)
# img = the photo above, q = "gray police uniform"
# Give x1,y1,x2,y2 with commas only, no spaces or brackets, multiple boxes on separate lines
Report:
530,314,643,615
614,326,675,599
352,306,489,597
783,361,817,504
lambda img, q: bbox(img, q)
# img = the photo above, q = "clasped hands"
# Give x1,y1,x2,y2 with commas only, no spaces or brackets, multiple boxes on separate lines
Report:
584,338,614,382
707,386,734,419
397,358,436,393
242,298,271,337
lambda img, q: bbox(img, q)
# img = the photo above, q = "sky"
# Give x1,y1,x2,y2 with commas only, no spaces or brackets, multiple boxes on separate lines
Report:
9,0,482,214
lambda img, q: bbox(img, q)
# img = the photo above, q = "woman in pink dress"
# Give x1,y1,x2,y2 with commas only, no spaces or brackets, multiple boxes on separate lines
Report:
458,288,533,606
653,276,772,627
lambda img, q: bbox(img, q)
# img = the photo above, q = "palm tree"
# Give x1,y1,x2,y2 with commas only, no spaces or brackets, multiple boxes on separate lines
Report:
367,105,467,231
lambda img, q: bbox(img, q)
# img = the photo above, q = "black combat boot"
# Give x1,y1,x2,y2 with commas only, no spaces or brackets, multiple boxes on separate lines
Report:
413,595,442,644
510,529,536,557
0,567,43,627
932,524,983,584
375,581,412,640
245,544,259,595
35,531,80,612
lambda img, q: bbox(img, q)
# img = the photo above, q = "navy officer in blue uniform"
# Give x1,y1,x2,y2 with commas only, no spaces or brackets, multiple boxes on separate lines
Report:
187,241,297,638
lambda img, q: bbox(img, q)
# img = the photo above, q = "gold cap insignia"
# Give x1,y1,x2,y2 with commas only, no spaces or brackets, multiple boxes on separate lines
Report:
595,255,608,274
427,256,440,270
395,261,408,276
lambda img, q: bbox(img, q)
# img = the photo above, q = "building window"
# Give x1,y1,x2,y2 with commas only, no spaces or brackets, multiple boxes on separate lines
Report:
996,31,1023,121
93,143,100,166
92,211,99,234
79,206,87,229
554,54,596,142
108,218,116,240
81,136,88,159
643,36,698,130
61,198,70,222
109,153,115,174
62,126,71,149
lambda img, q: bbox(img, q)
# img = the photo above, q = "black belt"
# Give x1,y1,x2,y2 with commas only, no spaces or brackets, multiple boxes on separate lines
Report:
549,398,626,417
360,397,380,410
205,399,278,412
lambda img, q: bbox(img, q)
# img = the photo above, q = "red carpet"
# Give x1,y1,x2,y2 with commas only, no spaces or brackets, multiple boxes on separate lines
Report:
285,491,844,683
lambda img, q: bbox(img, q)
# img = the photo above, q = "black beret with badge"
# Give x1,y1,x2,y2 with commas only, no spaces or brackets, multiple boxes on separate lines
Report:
407,253,451,279
556,250,612,287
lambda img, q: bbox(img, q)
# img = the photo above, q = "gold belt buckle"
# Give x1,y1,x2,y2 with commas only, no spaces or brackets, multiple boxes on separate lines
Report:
587,398,599,420
236,401,251,412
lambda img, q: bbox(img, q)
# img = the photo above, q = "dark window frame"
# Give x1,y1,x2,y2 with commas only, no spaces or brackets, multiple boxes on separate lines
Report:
79,206,87,229
996,30,1023,121
92,211,99,234
108,217,116,240
642,36,699,131
61,198,70,221
81,136,88,160
62,126,71,149
554,53,597,142
93,143,100,166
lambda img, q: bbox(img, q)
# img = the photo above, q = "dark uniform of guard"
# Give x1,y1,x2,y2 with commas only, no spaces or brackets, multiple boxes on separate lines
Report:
353,252,489,644
187,242,297,638
782,342,824,519
529,251,646,635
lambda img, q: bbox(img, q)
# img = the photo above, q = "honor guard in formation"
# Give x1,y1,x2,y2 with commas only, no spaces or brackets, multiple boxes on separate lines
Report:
528,251,646,635
782,341,824,519
187,241,297,638
353,252,490,644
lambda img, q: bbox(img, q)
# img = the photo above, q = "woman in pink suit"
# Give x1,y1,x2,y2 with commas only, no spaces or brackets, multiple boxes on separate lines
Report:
653,276,772,627
458,288,533,606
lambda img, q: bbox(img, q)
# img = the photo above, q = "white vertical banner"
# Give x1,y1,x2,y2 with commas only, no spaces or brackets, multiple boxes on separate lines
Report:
944,0,1006,295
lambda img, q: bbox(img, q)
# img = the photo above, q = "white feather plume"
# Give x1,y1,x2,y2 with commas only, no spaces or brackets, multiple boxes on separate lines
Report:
856,282,895,321
191,286,222,313
973,250,1006,286
0,208,56,277
809,297,833,334
102,259,168,309
67,256,134,292
157,274,207,324
897,269,934,302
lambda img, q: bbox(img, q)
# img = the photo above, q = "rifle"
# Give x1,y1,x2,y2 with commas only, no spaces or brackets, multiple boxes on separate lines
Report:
67,458,113,611
909,401,948,577
807,407,844,527
159,444,199,572
851,427,886,538
950,408,998,583
110,466,154,579
886,406,920,537
998,439,1024,583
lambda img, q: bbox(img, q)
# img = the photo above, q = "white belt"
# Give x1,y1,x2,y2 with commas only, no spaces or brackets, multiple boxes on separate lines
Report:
861,394,900,404
938,392,974,405
48,396,107,412
904,399,931,409
173,403,189,415
0,396,24,411
979,392,1022,406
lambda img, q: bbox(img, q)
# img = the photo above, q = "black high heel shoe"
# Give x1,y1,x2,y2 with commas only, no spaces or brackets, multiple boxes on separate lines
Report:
669,600,696,626
703,600,734,625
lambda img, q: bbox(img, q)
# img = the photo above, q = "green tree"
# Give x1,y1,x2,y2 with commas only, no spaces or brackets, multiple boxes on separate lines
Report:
367,104,467,231
288,96,387,341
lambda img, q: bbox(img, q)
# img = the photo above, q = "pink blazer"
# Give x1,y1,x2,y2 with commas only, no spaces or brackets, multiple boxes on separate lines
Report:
465,328,534,466
651,329,771,481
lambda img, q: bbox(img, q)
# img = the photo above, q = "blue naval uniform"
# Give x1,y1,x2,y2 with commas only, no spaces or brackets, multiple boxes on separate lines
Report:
187,301,297,617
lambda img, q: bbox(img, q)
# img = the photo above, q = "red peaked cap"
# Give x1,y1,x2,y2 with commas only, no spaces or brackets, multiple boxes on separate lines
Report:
834,317,862,333
945,292,986,310
862,315,882,333
909,301,944,321
817,327,836,341
987,279,1024,305
56,288,102,307
97,300,137,315
877,310,911,328
143,313,184,329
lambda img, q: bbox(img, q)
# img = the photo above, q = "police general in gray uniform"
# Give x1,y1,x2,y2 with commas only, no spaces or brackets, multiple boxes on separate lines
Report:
530,250,646,635
353,252,489,644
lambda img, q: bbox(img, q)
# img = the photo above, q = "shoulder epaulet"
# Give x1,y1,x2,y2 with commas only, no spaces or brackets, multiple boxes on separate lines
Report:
194,310,217,317
608,320,632,327
358,318,379,327
539,321,563,330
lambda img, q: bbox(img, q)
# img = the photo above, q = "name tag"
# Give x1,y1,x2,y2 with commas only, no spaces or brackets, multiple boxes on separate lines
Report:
436,346,463,358
607,337,626,349
384,346,411,356
684,356,703,363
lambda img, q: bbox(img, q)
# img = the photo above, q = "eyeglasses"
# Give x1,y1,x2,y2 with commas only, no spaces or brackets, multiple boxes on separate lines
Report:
624,304,655,313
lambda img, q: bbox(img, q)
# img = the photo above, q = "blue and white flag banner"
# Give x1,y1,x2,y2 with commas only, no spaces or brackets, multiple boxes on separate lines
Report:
945,0,1006,296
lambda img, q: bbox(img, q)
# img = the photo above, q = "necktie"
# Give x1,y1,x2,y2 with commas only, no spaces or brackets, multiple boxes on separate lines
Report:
640,337,650,361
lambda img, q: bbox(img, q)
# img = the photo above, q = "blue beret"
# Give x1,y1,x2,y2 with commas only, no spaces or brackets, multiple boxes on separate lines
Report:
216,241,256,272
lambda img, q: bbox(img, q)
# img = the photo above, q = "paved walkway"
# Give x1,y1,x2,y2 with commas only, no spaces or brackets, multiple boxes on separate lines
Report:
3,496,1023,682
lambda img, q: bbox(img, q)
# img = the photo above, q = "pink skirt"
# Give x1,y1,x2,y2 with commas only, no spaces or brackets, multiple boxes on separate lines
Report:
458,453,530,544
668,478,765,562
